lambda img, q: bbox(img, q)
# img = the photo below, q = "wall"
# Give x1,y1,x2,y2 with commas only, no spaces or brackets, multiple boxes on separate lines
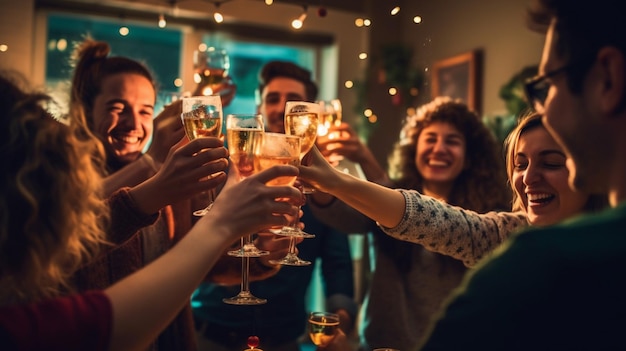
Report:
0,0,36,78
403,0,545,116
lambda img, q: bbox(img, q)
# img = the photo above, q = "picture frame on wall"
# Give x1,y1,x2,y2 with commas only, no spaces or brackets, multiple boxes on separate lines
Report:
431,50,481,113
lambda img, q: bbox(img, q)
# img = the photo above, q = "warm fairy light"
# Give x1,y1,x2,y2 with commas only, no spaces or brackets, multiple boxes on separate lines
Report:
363,19,371,26
410,87,419,96
198,43,208,52
391,6,401,15
193,73,202,84
358,52,368,60
0,44,7,52
291,9,307,29
214,12,224,23
291,18,303,29
119,26,129,36
413,16,422,24
368,114,378,123
56,38,67,51
355,18,364,27
265,0,273,4
364,108,373,117
344,80,354,89
388,87,397,96
158,14,167,28
174,78,183,87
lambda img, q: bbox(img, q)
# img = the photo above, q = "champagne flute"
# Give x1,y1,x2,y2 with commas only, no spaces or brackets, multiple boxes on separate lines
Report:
180,95,223,217
223,113,266,305
254,132,309,266
308,311,340,348
317,99,344,165
193,47,232,97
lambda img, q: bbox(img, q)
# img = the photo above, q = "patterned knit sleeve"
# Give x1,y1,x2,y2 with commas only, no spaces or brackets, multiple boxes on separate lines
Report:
379,189,529,267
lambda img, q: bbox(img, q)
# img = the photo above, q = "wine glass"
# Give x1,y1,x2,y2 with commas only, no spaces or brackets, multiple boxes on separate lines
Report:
223,113,267,306
193,47,233,97
254,132,309,266
284,100,320,197
317,99,344,164
308,311,340,348
317,99,342,137
180,95,223,217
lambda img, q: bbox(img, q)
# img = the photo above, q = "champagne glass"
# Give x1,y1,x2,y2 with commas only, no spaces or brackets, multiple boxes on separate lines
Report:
180,95,223,217
284,100,320,196
255,132,309,266
317,99,344,164
223,113,267,305
308,311,340,348
317,99,342,137
193,47,233,97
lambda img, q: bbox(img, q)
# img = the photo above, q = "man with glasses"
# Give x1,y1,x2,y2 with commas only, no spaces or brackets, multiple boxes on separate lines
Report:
413,0,626,350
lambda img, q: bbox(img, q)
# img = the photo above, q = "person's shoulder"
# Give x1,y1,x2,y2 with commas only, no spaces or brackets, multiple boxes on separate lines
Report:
504,204,626,260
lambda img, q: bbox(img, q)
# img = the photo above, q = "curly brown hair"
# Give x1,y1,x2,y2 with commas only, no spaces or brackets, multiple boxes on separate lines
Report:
0,71,109,305
388,96,510,212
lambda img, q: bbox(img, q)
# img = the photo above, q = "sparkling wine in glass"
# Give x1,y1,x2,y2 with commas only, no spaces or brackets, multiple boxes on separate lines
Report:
223,113,267,306
181,95,223,217
308,311,340,348
254,132,309,266
193,47,232,97
317,99,342,137
317,99,344,165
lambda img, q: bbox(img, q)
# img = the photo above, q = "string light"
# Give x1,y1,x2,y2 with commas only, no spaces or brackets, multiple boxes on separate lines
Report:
119,26,129,36
264,0,273,5
158,13,167,28
391,6,401,15
291,5,308,30
214,2,224,23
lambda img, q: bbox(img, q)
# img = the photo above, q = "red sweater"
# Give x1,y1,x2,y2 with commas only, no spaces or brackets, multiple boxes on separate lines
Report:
0,290,112,351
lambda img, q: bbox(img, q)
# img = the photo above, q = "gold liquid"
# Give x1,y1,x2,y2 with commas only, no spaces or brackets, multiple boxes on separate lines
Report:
182,116,222,140
255,155,299,186
227,128,263,179
284,112,319,156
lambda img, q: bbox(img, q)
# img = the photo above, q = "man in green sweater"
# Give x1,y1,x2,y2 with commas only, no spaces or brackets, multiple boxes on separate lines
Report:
417,0,626,349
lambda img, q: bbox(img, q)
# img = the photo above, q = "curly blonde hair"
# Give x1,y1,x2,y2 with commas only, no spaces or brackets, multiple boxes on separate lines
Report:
0,72,109,305
388,96,510,212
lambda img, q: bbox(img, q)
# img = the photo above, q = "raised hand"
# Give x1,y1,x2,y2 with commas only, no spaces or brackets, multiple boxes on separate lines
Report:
146,99,186,165
129,137,228,215
207,164,301,238
316,122,363,165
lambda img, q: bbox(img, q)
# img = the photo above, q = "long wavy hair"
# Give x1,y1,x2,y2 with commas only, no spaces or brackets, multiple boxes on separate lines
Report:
504,112,607,213
388,96,510,212
0,71,109,305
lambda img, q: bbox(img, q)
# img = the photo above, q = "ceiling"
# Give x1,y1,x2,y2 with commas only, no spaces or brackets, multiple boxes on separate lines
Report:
36,0,369,19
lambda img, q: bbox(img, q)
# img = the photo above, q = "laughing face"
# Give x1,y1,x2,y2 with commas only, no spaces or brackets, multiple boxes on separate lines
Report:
92,73,155,169
415,122,467,192
512,125,588,226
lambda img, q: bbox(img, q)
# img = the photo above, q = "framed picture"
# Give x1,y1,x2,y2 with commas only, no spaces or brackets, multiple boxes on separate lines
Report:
431,50,481,113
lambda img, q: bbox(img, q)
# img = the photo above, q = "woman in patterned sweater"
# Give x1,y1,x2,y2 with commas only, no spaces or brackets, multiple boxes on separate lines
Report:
303,111,606,350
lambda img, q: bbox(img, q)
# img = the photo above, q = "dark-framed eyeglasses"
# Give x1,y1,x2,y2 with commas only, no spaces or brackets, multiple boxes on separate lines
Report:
524,65,570,113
